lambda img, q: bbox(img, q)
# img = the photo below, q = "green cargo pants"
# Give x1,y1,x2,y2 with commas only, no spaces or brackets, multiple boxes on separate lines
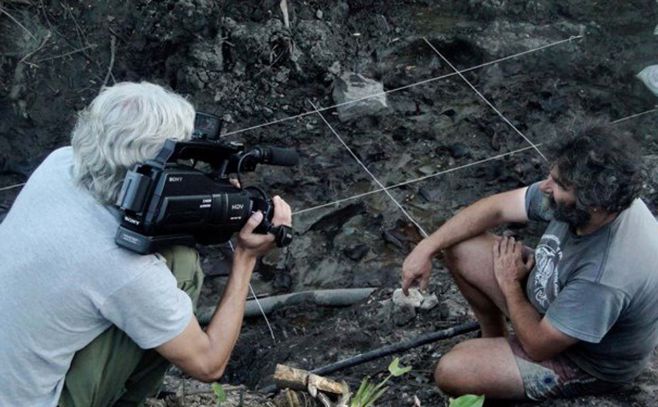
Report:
59,246,204,407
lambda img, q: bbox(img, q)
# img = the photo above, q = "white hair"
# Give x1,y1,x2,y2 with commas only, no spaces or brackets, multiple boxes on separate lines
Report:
71,82,195,205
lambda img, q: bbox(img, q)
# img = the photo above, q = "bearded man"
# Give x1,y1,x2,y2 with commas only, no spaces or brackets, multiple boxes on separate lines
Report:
401,122,658,401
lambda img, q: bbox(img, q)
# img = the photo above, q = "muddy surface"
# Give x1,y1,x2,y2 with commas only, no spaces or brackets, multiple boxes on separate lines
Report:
1,1,657,406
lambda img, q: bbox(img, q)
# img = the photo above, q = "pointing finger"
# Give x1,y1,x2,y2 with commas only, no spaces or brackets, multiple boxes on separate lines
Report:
401,276,411,296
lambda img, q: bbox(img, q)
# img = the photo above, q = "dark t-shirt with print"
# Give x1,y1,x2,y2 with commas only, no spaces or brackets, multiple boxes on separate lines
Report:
524,182,658,382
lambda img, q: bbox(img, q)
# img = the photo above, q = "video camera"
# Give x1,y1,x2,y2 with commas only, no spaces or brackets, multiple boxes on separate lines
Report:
114,112,298,254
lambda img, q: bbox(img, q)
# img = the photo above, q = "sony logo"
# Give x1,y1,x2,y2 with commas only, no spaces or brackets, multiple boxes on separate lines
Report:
168,176,183,182
231,203,244,210
123,216,140,226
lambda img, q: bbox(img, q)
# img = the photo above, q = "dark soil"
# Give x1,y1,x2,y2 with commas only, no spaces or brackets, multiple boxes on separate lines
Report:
1,1,657,406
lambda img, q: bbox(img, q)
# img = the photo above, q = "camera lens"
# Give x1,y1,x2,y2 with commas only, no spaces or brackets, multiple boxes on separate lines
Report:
210,191,252,230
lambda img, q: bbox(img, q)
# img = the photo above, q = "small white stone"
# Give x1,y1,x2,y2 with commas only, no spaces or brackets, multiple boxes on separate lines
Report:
332,72,388,122
637,65,658,97
420,293,439,310
392,288,423,307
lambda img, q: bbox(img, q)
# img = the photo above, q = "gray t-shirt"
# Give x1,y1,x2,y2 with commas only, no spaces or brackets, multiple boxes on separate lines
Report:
0,147,193,406
525,182,658,382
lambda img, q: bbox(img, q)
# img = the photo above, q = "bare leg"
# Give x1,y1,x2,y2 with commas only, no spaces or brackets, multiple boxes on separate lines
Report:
435,338,526,399
443,233,509,337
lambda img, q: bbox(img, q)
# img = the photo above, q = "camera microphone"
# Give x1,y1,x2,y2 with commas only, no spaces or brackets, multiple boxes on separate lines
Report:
252,146,299,167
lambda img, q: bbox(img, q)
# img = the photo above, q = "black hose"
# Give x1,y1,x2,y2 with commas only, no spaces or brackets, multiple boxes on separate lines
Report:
260,320,480,394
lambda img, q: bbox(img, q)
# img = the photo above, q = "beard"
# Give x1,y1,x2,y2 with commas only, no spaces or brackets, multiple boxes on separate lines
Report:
548,196,591,229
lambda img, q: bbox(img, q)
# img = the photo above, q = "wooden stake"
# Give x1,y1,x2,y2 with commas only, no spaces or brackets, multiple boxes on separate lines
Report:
274,364,348,396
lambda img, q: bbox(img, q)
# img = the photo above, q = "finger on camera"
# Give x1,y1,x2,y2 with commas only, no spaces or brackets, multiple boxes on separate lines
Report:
229,177,241,188
272,196,292,225
273,195,291,213
241,211,263,235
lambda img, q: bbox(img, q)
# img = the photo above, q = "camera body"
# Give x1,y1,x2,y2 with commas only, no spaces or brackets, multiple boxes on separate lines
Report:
114,113,297,254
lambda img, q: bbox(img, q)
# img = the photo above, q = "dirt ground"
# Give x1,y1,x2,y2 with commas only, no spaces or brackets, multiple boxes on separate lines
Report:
1,1,657,406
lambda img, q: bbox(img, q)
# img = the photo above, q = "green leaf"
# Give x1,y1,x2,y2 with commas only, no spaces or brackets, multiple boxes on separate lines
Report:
351,377,374,407
364,385,389,407
211,383,227,406
448,394,485,407
354,377,371,398
351,358,412,406
387,357,412,377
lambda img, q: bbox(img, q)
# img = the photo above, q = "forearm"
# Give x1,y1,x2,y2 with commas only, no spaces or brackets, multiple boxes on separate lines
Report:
203,248,256,374
502,283,545,360
418,194,508,256
158,200,291,382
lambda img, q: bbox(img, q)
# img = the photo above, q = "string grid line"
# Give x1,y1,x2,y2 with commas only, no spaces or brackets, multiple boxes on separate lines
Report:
292,144,539,216
308,100,429,238
423,37,548,162
222,35,584,138
2,35,656,220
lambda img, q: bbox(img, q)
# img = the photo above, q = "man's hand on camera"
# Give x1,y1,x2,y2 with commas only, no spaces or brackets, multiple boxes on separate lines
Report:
235,196,292,258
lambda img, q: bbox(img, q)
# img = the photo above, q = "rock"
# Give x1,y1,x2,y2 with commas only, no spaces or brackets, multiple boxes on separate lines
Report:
327,61,341,76
448,143,470,159
382,229,406,250
343,244,369,261
375,14,390,33
392,289,433,325
373,299,394,328
189,34,223,71
301,257,349,288
272,268,293,292
274,67,290,83
294,19,341,76
439,298,468,320
307,202,366,233
332,72,389,122
262,248,285,267
417,164,435,175
419,293,439,310
393,302,416,326
326,1,349,22
637,65,658,97
490,130,503,151
419,186,441,202
226,18,286,65
392,288,439,311
472,20,586,60
392,288,423,308
390,98,418,115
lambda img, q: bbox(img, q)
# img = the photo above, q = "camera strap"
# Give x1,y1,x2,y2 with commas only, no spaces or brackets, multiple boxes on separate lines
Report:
269,225,293,247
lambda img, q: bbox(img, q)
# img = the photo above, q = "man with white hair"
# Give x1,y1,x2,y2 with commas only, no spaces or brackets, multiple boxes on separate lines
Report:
0,82,292,406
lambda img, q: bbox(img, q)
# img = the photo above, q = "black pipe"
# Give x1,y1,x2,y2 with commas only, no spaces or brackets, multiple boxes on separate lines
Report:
260,320,479,394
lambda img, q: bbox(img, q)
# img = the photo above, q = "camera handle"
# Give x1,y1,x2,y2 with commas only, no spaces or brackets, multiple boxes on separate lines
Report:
269,224,293,247
244,186,293,248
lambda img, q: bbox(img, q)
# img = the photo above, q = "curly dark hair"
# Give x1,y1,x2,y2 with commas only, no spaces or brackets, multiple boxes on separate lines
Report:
546,120,644,213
